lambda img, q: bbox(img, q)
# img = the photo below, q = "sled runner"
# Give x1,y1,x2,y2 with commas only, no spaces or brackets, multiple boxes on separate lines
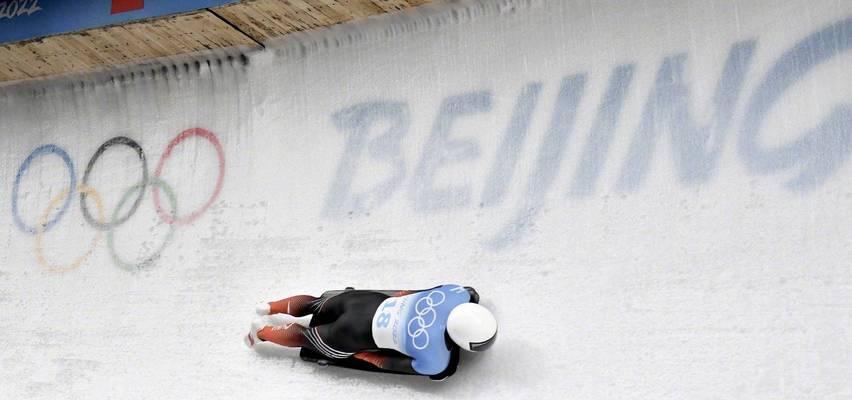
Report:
299,286,480,380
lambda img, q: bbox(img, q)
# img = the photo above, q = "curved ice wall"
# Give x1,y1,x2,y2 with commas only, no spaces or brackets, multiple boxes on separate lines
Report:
1,0,850,398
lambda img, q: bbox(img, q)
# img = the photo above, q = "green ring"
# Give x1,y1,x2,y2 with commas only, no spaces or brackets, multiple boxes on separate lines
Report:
107,178,177,271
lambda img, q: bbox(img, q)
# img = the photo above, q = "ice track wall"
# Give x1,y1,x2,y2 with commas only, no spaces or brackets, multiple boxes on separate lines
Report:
1,0,851,398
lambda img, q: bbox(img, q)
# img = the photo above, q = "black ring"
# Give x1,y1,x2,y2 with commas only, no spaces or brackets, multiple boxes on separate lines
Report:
80,136,148,231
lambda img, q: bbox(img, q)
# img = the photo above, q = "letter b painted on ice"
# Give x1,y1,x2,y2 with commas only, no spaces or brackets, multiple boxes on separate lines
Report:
323,101,410,219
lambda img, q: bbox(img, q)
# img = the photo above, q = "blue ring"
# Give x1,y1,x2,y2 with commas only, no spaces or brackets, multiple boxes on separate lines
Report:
12,145,76,235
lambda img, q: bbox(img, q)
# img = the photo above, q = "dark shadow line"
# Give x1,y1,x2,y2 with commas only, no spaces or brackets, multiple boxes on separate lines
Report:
206,8,266,50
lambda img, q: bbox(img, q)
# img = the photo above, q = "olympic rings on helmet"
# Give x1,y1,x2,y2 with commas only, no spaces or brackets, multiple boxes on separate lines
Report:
35,184,104,273
11,128,225,272
407,290,446,350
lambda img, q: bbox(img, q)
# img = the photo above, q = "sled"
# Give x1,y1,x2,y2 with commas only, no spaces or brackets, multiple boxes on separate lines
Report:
298,286,480,380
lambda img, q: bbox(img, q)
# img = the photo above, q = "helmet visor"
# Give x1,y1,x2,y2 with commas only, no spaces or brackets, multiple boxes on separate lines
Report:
469,332,496,351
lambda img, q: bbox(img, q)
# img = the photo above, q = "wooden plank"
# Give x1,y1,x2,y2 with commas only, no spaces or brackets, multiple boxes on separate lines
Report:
0,46,31,81
55,34,110,70
0,0,436,84
213,0,426,42
369,0,424,13
0,11,259,83
214,0,316,39
318,0,383,19
4,42,50,77
31,37,80,75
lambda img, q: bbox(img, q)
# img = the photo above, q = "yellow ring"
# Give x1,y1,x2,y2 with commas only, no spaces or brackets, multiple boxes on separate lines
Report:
34,184,105,273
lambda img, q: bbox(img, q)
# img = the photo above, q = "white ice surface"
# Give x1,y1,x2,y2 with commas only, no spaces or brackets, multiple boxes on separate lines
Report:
1,0,851,398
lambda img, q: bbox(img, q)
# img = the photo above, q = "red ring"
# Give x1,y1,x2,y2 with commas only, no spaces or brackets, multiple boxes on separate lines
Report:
152,128,225,225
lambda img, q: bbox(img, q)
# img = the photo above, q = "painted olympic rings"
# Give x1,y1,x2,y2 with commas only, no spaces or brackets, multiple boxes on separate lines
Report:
81,136,147,231
407,290,446,350
108,179,177,271
153,127,225,226
11,128,225,272
12,144,76,234
35,185,104,273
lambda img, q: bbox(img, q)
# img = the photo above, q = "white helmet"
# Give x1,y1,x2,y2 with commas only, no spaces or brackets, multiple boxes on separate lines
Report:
447,303,497,352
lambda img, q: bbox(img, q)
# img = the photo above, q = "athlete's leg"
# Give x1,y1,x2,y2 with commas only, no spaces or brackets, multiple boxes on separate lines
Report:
308,292,386,354
247,294,349,350
257,295,320,316
245,316,316,351
310,316,375,355
251,318,371,359
247,291,385,356
256,323,309,347
247,317,360,360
